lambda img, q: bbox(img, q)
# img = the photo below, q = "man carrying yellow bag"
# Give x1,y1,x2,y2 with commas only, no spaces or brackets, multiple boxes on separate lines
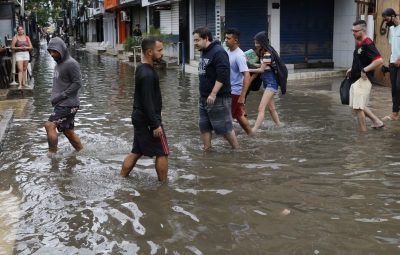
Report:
346,20,384,132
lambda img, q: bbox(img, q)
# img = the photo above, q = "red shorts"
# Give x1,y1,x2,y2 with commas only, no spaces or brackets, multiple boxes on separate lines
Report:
231,95,245,119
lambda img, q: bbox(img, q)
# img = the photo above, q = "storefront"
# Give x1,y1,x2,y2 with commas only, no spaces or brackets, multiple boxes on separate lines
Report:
280,0,334,64
104,0,118,47
225,0,268,51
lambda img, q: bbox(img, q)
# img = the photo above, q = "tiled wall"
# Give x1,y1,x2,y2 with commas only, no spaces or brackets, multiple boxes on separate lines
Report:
333,0,357,68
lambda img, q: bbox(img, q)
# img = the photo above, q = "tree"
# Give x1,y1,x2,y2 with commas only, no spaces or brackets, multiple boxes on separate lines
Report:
25,0,64,27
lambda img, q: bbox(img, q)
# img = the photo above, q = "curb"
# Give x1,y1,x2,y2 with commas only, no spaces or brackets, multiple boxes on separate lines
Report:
0,110,13,150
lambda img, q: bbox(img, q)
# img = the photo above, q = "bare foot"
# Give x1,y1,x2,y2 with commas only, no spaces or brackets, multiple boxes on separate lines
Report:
382,114,399,121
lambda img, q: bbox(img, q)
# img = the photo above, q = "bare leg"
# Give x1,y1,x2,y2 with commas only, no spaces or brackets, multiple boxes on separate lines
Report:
17,61,23,89
237,115,253,135
363,107,383,127
22,60,28,86
155,155,168,182
355,109,367,132
252,90,275,133
200,131,212,150
267,98,281,126
120,152,142,177
44,121,58,153
63,129,83,151
223,130,240,149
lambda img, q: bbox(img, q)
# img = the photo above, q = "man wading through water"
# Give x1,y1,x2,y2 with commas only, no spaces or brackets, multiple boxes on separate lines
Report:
120,37,169,182
45,37,83,156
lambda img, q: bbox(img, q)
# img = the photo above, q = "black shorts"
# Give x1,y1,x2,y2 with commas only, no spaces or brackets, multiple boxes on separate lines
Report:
48,106,79,132
131,125,169,157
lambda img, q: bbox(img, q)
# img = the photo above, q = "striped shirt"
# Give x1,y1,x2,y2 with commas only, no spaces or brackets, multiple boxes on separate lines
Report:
261,51,272,65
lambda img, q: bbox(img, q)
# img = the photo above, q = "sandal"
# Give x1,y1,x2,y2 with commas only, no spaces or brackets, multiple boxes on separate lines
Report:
382,115,398,121
371,124,385,129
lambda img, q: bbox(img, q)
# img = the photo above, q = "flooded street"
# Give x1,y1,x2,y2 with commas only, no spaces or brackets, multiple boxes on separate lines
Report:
1,47,400,254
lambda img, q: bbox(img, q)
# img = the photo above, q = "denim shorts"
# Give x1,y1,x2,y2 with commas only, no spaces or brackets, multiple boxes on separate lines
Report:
261,71,278,93
199,96,233,135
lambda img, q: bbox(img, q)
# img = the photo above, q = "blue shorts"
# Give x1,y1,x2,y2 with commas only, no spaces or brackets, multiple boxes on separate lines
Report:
48,106,79,132
261,71,278,93
199,96,233,135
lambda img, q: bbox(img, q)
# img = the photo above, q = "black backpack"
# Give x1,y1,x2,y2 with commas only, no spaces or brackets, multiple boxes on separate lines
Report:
266,44,288,95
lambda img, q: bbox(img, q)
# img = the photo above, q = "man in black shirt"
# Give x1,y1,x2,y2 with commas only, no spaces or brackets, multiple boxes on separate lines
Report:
346,20,384,132
120,37,169,182
133,24,142,37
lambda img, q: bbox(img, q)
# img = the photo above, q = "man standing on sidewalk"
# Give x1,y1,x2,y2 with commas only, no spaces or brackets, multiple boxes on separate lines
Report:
382,8,400,121
45,37,83,156
193,27,239,150
224,28,252,135
346,20,384,132
120,37,169,182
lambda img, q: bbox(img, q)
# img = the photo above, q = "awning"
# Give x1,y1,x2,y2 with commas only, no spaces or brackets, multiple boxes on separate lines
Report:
120,0,141,7
141,0,169,7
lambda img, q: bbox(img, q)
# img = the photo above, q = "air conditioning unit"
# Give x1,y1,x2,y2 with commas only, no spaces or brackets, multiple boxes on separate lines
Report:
120,11,130,22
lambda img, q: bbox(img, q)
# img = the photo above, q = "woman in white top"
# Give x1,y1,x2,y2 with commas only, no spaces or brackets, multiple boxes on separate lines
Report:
11,25,32,89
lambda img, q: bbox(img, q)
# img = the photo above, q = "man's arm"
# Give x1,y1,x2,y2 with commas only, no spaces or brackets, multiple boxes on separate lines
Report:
361,57,383,80
208,51,230,105
239,71,250,104
207,81,223,105
139,74,162,135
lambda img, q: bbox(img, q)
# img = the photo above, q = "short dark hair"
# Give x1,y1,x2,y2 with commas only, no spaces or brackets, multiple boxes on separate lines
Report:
193,27,213,42
225,28,240,40
141,37,162,52
353,20,367,27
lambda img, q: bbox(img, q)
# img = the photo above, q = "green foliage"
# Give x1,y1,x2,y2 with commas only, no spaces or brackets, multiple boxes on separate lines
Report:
143,26,171,45
123,36,142,52
25,0,67,26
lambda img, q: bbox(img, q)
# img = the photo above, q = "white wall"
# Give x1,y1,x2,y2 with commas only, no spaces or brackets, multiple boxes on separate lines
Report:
268,0,280,54
333,0,357,68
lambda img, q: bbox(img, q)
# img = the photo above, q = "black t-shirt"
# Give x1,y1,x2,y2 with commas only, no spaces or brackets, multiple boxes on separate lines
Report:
350,37,382,82
131,63,162,129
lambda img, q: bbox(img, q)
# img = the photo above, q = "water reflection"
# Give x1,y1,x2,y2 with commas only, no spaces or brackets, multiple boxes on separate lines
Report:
0,48,399,254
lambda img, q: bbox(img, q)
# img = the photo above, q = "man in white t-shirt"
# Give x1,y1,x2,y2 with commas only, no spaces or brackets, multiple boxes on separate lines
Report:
382,8,400,121
224,28,252,135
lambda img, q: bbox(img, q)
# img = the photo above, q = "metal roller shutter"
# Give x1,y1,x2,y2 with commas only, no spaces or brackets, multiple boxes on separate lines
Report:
280,0,334,64
225,0,268,52
159,3,179,35
194,0,216,35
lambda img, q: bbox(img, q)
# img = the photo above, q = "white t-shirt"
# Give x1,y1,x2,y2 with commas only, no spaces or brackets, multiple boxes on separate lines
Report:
228,47,249,95
389,25,400,63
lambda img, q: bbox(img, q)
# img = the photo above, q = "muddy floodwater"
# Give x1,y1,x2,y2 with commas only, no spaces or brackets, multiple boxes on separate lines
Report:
0,47,400,255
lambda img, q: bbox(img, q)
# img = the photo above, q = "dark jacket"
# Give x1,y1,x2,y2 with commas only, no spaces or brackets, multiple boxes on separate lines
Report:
198,40,231,97
131,63,162,129
254,31,288,95
47,37,82,107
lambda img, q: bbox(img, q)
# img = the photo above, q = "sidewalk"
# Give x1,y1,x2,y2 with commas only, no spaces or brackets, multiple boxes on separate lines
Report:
0,49,37,149
184,61,347,80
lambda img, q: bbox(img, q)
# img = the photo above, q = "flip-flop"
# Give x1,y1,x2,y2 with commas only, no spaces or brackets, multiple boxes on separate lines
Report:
371,124,385,129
